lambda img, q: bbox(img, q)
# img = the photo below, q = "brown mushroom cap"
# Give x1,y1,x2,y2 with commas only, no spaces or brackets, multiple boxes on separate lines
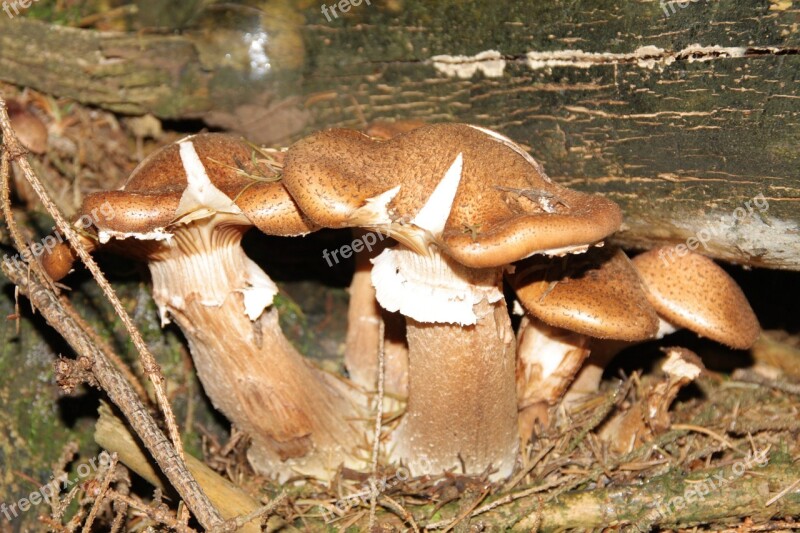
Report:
78,133,315,238
7,100,48,154
631,247,760,349
39,239,80,281
282,123,622,268
43,134,315,280
511,247,659,341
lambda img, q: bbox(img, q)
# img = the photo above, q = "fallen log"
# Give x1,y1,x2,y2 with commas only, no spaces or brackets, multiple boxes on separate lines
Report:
0,2,797,269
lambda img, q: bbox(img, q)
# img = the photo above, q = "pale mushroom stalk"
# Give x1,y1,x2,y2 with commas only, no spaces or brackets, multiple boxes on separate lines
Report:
516,316,590,439
371,154,519,479
377,247,518,478
344,228,408,397
562,339,632,407
144,215,367,480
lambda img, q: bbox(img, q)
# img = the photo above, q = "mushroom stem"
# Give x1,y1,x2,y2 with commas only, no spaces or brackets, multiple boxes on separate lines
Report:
148,218,367,480
562,339,630,408
344,229,408,397
599,348,704,454
516,317,590,439
376,247,518,479
397,300,518,478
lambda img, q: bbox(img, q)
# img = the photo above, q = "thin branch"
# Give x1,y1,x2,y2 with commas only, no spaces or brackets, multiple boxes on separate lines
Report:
211,492,286,533
106,490,195,533
368,318,386,531
0,97,184,461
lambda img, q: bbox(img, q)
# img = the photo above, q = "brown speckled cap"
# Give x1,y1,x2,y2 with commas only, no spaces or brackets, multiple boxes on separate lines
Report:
632,246,760,349
42,134,315,280
511,248,659,341
83,133,315,236
282,123,622,268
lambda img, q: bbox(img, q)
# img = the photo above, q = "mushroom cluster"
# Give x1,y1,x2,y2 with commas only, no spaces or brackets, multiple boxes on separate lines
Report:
42,124,760,482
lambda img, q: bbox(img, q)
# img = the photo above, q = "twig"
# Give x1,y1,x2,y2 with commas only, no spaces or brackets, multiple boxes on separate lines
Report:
108,465,131,533
670,423,745,455
732,368,800,396
380,494,420,533
444,489,490,533
211,492,286,533
471,477,565,519
81,453,119,533
564,384,623,455
106,490,195,532
368,318,386,531
0,97,185,461
765,477,800,506
504,441,556,491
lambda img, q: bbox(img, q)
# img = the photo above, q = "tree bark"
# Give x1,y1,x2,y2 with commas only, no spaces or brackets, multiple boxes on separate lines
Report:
1,2,798,269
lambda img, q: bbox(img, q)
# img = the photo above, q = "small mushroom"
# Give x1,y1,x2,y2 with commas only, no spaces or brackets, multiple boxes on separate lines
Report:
565,246,760,407
54,133,368,480
510,247,659,436
344,228,409,397
512,248,659,340
39,232,94,281
599,347,704,454
7,99,48,154
282,123,622,478
631,246,761,349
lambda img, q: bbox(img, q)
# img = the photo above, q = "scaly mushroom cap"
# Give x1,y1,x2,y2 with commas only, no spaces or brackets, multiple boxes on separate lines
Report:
82,133,315,239
632,247,760,349
282,123,622,268
511,248,660,341
40,134,315,281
